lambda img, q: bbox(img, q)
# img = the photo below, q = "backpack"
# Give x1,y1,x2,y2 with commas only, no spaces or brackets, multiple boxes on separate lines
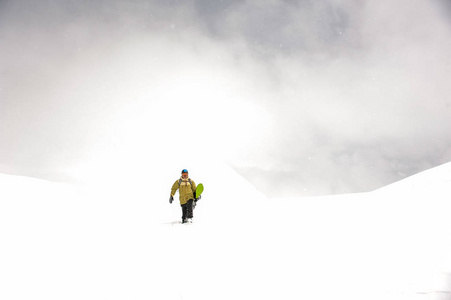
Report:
178,178,192,185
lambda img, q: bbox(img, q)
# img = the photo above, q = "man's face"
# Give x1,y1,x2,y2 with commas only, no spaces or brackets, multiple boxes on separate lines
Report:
182,172,188,179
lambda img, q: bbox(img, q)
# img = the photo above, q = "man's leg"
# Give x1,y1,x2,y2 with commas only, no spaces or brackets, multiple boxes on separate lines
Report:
186,199,194,219
181,203,187,223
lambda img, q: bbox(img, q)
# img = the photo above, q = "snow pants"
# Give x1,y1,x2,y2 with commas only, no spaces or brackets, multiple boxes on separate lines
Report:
181,199,194,220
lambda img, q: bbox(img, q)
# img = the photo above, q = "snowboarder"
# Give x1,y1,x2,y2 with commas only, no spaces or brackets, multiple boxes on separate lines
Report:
169,169,199,223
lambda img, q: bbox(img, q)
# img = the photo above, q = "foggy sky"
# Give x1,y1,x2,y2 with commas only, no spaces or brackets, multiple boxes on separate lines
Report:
1,0,451,197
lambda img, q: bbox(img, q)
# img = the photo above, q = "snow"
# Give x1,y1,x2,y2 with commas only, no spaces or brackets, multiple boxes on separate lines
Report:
1,161,451,300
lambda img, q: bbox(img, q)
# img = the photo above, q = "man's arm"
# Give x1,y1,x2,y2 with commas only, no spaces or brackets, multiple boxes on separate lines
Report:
171,180,180,197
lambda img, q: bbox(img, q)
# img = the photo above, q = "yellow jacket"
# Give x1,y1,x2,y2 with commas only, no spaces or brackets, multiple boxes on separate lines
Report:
171,177,196,205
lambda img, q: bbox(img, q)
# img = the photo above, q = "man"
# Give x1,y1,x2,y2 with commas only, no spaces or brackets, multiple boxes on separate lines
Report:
170,169,198,223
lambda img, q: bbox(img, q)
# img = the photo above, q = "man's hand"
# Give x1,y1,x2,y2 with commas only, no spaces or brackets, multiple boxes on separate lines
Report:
169,195,174,204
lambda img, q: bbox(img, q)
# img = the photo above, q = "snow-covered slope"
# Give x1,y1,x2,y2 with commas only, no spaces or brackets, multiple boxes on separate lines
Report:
1,161,450,300
375,161,451,196
277,162,451,298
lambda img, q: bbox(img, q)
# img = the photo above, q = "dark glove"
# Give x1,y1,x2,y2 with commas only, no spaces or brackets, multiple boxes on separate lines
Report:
196,195,201,201
169,195,174,204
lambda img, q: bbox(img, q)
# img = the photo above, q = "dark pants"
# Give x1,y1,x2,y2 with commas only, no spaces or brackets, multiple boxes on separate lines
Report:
181,199,194,221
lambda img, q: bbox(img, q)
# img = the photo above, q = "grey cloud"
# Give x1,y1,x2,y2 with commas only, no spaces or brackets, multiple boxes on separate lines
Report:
191,0,363,59
227,0,451,195
1,0,451,196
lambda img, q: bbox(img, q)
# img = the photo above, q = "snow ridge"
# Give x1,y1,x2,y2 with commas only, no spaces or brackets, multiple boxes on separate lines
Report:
1,161,451,300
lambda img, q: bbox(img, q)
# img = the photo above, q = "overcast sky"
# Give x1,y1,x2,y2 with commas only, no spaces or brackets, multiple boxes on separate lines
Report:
1,0,451,197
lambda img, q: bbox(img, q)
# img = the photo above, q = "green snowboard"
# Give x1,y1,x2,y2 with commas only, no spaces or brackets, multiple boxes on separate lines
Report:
195,183,204,199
